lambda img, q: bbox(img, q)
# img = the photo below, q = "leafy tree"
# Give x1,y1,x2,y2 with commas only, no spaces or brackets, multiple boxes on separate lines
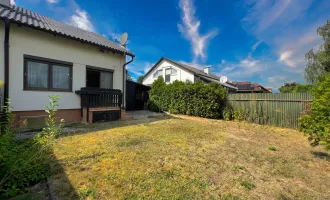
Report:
126,70,133,81
293,84,313,93
137,76,144,84
305,20,330,84
299,74,330,150
278,82,313,93
278,82,298,93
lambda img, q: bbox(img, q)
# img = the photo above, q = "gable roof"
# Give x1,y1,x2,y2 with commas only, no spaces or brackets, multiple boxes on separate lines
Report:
144,57,238,90
144,57,219,81
0,5,134,57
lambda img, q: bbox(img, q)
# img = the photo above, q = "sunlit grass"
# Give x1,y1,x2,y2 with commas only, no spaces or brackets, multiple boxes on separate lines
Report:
49,115,330,199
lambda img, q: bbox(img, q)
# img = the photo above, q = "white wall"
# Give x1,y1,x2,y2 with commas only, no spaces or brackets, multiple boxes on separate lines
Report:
9,25,125,111
143,60,194,85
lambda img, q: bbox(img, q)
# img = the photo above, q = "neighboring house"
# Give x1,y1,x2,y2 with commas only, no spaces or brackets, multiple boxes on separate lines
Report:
0,1,135,125
228,82,272,93
142,57,237,90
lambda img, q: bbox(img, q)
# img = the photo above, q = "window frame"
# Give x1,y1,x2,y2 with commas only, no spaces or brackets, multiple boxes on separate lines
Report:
23,55,73,92
165,68,171,83
86,66,114,89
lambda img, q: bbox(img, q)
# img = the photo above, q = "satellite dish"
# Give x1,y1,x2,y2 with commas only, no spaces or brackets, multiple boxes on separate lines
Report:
220,76,228,83
119,32,128,47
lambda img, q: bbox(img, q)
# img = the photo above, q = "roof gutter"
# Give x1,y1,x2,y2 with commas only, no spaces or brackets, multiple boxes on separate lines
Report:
122,53,135,109
3,19,10,103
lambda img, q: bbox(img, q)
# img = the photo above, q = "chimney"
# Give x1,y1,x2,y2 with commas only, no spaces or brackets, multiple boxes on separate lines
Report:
204,67,210,74
0,0,11,7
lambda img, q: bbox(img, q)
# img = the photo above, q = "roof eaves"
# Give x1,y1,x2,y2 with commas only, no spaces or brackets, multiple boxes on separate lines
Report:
0,5,135,57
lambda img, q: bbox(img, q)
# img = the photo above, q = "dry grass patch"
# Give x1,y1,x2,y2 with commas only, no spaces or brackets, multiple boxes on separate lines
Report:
49,115,330,199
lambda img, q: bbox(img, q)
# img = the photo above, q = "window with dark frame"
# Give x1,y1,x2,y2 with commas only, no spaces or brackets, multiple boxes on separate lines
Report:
24,56,73,92
86,67,113,89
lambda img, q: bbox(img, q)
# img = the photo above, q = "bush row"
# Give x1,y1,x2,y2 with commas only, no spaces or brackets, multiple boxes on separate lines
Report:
148,77,227,119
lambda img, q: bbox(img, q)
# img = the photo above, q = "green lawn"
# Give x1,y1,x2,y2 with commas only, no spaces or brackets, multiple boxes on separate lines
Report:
48,115,330,199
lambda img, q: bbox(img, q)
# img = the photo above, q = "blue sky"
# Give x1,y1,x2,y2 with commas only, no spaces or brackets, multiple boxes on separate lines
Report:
14,0,330,91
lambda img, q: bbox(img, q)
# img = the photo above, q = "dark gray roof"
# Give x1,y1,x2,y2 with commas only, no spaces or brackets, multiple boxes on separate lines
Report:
165,58,220,80
145,57,220,81
0,5,134,56
144,57,237,90
199,76,238,90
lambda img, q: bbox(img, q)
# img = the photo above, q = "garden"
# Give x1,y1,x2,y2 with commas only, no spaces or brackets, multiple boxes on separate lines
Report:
1,18,330,200
25,115,330,199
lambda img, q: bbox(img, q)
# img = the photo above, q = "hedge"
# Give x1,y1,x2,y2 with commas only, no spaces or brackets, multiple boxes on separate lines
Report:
148,77,227,119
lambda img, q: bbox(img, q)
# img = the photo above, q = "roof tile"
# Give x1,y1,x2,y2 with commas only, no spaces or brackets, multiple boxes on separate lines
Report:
0,5,134,56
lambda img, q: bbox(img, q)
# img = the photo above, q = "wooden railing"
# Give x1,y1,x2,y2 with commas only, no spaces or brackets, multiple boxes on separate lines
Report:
75,87,122,108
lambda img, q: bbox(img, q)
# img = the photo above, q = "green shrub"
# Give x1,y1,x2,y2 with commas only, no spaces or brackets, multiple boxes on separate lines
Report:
0,96,63,197
298,73,330,150
148,78,227,119
268,146,277,151
147,100,160,112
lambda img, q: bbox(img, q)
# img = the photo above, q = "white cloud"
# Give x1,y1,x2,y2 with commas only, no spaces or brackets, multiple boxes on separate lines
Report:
143,62,154,74
46,0,59,4
217,55,263,81
178,0,218,61
267,75,297,89
278,51,296,67
179,60,211,71
69,9,94,32
239,57,260,68
268,75,287,84
251,40,263,52
10,0,15,5
238,0,329,87
242,0,306,34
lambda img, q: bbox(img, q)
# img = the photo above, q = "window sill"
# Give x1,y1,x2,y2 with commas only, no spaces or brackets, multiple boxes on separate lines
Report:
23,89,73,93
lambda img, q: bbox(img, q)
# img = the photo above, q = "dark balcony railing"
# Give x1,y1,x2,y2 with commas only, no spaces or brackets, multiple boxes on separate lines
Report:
75,87,122,108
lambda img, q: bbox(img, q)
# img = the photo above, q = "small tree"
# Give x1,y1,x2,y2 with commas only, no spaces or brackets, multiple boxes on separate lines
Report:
126,70,133,81
298,73,330,150
137,76,144,84
278,82,313,93
278,82,298,93
305,20,330,84
0,95,64,197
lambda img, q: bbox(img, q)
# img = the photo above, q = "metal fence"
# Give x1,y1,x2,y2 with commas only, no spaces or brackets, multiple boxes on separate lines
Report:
227,93,313,129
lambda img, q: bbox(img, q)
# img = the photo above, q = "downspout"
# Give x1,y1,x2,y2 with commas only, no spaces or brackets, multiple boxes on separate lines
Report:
122,53,134,109
3,19,10,103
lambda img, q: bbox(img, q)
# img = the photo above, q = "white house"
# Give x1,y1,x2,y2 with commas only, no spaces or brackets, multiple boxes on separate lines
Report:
0,1,135,126
143,57,237,90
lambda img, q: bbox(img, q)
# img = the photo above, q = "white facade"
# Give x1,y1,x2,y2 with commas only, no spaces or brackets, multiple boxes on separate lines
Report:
143,60,195,85
2,24,125,111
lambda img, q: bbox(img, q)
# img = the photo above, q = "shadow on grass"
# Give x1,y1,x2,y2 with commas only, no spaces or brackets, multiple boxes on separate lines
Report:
58,113,179,138
47,152,80,200
7,113,179,199
44,114,178,200
311,151,330,161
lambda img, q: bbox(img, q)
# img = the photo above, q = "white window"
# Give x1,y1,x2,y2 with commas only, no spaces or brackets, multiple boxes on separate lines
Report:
165,68,171,83
171,68,177,76
153,69,163,79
